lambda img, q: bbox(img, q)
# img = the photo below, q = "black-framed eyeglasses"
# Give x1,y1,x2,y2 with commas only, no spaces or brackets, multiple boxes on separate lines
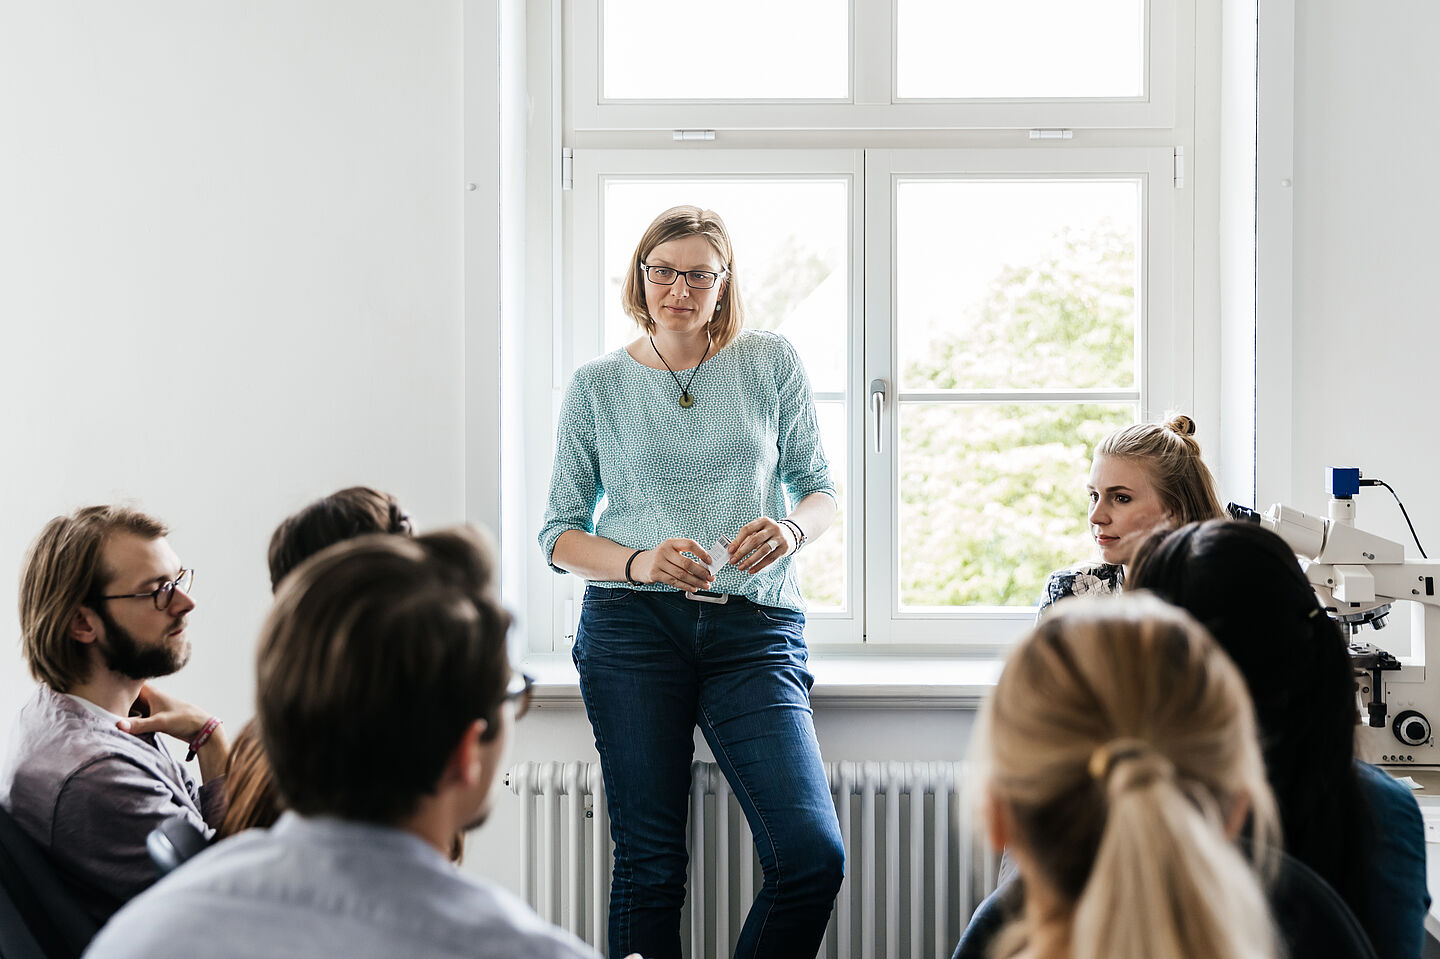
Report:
503,671,535,720
94,568,196,611
639,264,728,290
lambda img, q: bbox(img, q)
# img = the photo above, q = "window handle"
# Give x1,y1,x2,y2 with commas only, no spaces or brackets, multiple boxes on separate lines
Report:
870,379,887,453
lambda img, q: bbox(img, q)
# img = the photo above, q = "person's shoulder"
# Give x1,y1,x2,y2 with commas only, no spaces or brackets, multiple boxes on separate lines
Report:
82,833,271,955
1355,761,1422,815
444,873,600,957
1044,562,1123,598
573,346,632,378
730,328,793,357
8,695,160,794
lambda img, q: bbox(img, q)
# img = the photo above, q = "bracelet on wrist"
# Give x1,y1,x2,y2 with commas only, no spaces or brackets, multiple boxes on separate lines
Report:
186,717,221,762
781,518,807,552
624,548,645,585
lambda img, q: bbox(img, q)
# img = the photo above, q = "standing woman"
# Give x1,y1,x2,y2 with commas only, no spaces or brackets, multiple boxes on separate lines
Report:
1040,415,1223,612
540,206,844,959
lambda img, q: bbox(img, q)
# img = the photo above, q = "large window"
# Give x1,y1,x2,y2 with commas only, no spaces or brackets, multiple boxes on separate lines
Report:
526,0,1195,651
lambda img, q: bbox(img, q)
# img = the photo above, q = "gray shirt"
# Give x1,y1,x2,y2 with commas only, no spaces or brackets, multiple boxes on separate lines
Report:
0,684,222,922
84,812,601,959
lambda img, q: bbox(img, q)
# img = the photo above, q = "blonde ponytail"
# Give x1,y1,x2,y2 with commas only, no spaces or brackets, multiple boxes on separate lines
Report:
979,595,1280,959
1073,753,1276,959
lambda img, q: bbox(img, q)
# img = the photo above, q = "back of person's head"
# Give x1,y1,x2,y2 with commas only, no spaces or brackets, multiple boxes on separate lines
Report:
19,505,168,692
222,487,415,839
257,526,511,825
1127,518,1367,920
980,594,1279,959
266,486,411,591
1095,415,1223,525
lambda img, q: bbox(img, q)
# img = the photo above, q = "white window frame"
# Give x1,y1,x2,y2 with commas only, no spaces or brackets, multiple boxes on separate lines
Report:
862,147,1184,647
566,0,1177,132
510,0,1206,656
554,146,1188,649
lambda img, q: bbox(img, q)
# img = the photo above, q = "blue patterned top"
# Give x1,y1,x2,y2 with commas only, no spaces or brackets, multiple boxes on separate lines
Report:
540,330,834,612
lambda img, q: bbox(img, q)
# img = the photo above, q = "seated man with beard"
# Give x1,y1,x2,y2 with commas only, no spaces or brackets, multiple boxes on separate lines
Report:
0,506,229,923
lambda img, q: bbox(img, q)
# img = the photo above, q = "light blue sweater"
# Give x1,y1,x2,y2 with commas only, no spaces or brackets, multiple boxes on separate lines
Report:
540,330,834,611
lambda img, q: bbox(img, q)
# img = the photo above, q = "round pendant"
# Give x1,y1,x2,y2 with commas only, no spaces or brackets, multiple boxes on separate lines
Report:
679,393,695,409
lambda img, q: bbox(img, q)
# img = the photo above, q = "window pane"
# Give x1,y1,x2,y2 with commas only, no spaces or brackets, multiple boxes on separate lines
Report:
897,402,1135,608
794,401,846,611
896,179,1140,391
601,179,849,395
896,0,1145,99
603,0,849,100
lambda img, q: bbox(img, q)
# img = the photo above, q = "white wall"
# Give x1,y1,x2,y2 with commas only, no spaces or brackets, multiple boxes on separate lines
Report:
1288,0,1440,541
0,2,465,740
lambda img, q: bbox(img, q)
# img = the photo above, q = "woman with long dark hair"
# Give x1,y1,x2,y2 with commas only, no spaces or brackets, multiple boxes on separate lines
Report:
1128,519,1428,959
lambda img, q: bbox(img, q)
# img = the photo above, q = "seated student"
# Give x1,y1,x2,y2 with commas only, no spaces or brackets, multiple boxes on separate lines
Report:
1128,519,1429,959
1040,415,1223,611
0,506,229,923
217,486,412,840
970,596,1281,959
85,527,607,959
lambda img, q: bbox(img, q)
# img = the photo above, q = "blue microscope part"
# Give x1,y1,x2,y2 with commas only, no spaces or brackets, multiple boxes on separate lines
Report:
1327,467,1361,498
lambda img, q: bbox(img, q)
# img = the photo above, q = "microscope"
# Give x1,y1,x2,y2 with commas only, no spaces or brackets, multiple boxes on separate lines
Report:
1231,468,1440,768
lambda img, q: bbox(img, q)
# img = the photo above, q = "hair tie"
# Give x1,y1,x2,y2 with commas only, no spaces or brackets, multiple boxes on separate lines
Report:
1087,738,1152,781
1307,607,1323,619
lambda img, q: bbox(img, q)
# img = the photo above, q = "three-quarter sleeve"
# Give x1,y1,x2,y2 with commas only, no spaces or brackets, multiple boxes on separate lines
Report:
773,335,835,506
538,375,603,574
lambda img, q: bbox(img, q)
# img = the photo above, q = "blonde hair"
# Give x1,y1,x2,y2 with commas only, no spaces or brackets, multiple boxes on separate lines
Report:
979,595,1280,959
621,205,744,349
19,505,168,692
1095,414,1223,525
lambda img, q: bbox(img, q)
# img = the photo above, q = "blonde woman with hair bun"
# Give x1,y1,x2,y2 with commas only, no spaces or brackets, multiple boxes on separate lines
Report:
976,595,1280,959
1038,414,1223,612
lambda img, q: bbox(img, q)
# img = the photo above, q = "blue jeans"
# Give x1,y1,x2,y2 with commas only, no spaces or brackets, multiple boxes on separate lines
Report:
574,586,845,959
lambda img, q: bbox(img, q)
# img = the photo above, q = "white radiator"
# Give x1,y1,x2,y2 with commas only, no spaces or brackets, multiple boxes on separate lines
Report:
505,760,996,959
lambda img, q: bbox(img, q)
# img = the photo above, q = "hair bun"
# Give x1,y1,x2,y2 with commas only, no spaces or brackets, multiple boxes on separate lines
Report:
1164,414,1197,437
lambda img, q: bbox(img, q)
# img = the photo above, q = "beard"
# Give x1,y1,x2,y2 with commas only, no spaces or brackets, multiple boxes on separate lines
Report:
94,604,191,680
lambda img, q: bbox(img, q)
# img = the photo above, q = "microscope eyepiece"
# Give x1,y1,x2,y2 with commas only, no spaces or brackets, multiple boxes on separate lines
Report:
1226,502,1262,523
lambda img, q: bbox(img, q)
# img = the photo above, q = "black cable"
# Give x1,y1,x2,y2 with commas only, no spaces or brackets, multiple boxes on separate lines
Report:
1360,478,1428,558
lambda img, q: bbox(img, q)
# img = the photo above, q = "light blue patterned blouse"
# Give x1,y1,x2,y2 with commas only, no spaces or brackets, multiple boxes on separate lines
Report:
540,329,834,612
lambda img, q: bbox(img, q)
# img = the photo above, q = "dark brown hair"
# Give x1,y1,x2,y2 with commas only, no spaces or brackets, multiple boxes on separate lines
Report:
256,526,511,825
267,486,411,590
19,506,168,691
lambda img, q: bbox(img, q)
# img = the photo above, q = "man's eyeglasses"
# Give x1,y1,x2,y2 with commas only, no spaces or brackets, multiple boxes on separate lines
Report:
503,671,535,720
639,264,728,290
94,569,196,611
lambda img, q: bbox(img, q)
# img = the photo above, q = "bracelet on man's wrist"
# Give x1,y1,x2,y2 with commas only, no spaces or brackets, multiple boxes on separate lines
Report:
186,717,221,762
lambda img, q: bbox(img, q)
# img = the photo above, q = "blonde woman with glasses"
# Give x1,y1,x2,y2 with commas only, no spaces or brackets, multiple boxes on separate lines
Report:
541,205,841,959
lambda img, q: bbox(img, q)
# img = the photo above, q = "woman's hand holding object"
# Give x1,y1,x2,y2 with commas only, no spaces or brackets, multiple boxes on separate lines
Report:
729,517,795,575
635,539,716,592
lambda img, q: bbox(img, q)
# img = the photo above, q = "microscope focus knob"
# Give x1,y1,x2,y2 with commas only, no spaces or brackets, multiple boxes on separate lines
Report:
1393,710,1432,747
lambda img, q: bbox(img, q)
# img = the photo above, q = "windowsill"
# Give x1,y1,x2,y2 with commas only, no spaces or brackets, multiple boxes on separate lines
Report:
521,653,1001,709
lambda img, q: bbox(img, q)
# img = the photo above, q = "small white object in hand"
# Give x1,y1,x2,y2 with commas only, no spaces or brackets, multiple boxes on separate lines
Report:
705,537,731,577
